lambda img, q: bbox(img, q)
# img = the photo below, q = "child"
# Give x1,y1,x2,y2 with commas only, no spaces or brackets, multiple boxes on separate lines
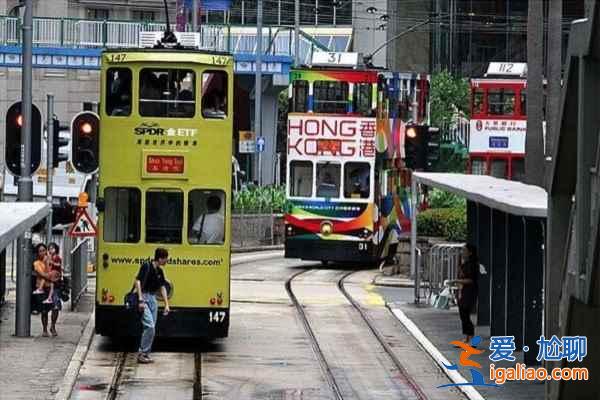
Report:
33,242,62,304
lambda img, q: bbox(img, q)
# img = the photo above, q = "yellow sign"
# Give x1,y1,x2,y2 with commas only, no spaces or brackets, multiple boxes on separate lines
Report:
239,130,256,154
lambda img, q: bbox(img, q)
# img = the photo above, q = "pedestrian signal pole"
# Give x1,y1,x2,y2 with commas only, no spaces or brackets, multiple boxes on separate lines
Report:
45,94,54,240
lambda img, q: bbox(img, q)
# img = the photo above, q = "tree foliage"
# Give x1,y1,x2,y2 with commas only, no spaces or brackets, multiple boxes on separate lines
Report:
430,70,470,127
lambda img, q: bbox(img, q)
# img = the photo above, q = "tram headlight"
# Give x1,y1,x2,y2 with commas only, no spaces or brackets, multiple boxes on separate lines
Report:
286,225,294,236
320,221,333,236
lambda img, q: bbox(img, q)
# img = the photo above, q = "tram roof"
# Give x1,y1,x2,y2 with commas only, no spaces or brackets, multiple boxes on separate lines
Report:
102,48,233,66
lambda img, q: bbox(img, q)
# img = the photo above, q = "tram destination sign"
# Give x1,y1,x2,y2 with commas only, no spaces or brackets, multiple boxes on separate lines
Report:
469,118,526,154
287,115,377,160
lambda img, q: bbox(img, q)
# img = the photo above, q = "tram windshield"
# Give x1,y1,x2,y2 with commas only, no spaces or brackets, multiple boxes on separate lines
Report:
316,162,341,198
314,81,348,114
353,83,373,116
344,162,370,199
139,69,196,118
487,88,516,116
106,68,132,116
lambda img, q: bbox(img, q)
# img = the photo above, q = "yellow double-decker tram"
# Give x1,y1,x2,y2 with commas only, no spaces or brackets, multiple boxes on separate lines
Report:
95,32,233,338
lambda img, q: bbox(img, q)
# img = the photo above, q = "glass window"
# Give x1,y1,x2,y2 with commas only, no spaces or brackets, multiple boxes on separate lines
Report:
289,160,313,197
103,188,140,243
313,81,348,114
511,158,525,181
490,159,508,178
145,190,183,243
344,162,371,199
86,8,109,20
472,89,484,115
488,89,515,116
291,80,308,113
316,162,341,198
471,158,486,175
139,69,195,118
202,71,228,119
132,10,155,21
520,91,527,116
354,83,373,116
106,68,132,117
188,190,225,245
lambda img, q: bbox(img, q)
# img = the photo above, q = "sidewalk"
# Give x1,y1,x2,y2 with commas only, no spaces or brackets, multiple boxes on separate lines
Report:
373,274,545,400
0,277,94,400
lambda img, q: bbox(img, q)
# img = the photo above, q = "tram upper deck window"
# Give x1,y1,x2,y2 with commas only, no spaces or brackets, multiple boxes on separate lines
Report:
139,69,195,118
313,81,348,114
106,68,132,116
487,89,515,116
316,162,341,198
202,71,228,119
291,80,308,113
146,190,183,243
103,188,140,243
289,160,313,197
353,83,373,116
520,92,527,115
472,89,484,115
344,162,370,199
188,190,225,245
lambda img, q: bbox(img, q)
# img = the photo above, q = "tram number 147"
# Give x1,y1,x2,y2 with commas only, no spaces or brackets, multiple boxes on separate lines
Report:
209,311,226,323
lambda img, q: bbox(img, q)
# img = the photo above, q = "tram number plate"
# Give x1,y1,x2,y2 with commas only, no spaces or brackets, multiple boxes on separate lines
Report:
358,242,368,251
209,311,226,323
107,53,127,63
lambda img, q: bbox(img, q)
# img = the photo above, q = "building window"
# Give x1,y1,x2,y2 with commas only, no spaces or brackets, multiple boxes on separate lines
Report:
133,10,156,21
86,8,109,20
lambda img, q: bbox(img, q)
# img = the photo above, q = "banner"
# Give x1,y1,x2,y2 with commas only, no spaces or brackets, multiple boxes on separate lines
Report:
202,0,232,11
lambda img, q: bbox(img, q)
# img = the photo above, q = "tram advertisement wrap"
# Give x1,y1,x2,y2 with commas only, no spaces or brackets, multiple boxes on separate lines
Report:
469,119,526,154
287,115,378,160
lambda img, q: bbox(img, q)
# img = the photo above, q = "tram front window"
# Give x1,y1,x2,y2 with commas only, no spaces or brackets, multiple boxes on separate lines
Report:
316,162,341,198
188,190,225,245
472,89,484,115
289,160,313,197
103,188,140,243
291,80,308,113
146,190,183,243
488,89,515,116
106,68,132,116
313,81,348,114
354,83,373,116
344,162,370,199
202,71,228,119
139,69,195,118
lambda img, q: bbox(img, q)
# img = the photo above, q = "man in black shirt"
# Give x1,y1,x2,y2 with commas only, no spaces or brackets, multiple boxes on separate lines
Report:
135,247,171,364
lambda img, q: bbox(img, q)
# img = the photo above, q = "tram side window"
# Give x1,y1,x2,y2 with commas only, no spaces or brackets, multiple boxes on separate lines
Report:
488,89,515,116
188,190,225,245
103,188,141,243
344,162,370,199
106,68,132,116
472,89,484,115
146,190,183,243
354,83,373,116
313,81,348,114
202,71,228,119
291,80,308,113
289,160,313,197
520,92,527,115
316,162,341,198
139,69,195,118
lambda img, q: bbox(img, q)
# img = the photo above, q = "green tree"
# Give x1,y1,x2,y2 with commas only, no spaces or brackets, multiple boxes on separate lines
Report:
429,70,470,127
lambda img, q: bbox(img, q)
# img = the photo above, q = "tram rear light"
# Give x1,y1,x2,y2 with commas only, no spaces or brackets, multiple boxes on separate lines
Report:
146,155,184,174
210,297,216,305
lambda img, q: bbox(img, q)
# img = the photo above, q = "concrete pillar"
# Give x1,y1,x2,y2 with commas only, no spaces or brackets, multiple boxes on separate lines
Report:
490,209,507,336
477,205,491,326
523,217,544,366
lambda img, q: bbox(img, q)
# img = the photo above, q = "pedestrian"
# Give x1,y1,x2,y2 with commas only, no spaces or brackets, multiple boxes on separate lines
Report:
448,244,479,344
191,195,225,244
135,247,171,364
32,243,62,337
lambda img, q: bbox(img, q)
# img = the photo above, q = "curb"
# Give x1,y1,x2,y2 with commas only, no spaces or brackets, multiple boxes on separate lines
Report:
388,306,485,400
54,310,95,400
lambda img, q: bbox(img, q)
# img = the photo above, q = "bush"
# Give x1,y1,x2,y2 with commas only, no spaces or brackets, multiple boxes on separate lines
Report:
428,189,466,209
417,207,466,242
233,186,286,214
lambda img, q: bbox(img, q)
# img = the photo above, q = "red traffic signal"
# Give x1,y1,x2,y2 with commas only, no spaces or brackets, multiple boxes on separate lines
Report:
71,111,100,174
4,101,42,176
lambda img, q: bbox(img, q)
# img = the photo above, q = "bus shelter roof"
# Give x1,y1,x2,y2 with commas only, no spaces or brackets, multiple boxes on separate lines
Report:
413,173,547,218
0,203,50,251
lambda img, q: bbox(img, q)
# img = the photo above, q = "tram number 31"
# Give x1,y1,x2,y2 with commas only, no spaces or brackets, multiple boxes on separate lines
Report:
209,311,226,323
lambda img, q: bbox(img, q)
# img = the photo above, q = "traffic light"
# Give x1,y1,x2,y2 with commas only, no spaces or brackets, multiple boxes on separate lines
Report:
52,117,70,168
71,111,100,174
4,101,42,176
426,126,441,172
404,124,428,170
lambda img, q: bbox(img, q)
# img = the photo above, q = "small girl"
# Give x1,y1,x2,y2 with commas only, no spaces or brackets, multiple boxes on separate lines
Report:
33,242,62,304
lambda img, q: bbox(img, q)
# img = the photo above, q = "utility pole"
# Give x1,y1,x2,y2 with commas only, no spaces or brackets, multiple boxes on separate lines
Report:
294,0,300,66
255,0,263,186
45,94,54,241
15,0,34,337
192,0,199,31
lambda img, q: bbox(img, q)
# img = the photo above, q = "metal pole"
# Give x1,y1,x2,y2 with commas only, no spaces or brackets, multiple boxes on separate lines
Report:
255,0,263,186
46,94,55,242
192,0,199,32
294,0,300,66
410,176,418,280
15,0,34,338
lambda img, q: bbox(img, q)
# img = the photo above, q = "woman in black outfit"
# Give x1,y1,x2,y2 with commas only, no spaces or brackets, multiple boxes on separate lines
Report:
449,244,479,343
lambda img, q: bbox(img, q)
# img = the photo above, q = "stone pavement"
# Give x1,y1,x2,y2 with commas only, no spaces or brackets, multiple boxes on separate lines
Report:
0,276,94,400
373,273,545,400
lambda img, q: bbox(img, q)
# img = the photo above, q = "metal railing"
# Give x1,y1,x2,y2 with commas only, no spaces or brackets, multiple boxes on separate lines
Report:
439,113,470,149
231,209,283,249
0,15,334,60
423,243,464,304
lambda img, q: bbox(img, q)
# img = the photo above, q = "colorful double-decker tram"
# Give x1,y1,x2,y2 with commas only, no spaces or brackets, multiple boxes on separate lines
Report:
284,52,415,265
469,62,527,180
95,32,232,338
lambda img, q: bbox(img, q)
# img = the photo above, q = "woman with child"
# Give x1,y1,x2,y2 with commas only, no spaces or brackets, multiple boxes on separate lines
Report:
32,242,63,337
